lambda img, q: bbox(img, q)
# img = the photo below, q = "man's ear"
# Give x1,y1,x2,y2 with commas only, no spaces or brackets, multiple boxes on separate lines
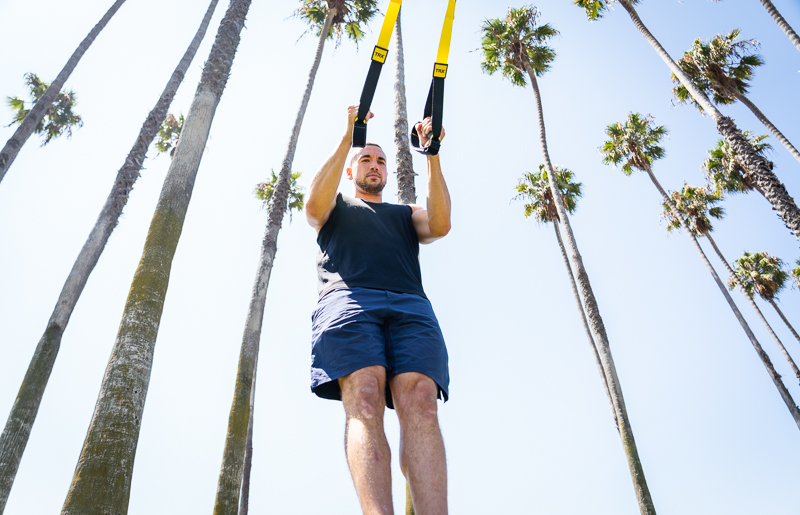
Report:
346,167,353,181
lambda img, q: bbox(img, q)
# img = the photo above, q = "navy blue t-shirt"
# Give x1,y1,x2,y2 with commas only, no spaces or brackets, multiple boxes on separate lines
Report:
316,193,425,299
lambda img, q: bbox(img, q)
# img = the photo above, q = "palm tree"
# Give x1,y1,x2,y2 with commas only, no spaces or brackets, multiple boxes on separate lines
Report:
672,30,800,165
575,0,800,241
0,1,219,512
755,0,800,54
516,165,619,430
59,1,252,512
729,251,800,346
7,73,83,145
212,3,377,513
703,131,771,197
391,19,416,511
393,8,416,205
213,174,304,515
793,258,800,289
0,0,127,184
602,112,800,430
661,184,800,385
481,7,657,513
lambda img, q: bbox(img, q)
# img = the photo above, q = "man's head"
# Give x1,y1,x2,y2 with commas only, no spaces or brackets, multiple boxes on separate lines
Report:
347,143,388,196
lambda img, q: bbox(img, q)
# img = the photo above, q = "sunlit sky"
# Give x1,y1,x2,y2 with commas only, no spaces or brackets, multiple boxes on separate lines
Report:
1,0,799,513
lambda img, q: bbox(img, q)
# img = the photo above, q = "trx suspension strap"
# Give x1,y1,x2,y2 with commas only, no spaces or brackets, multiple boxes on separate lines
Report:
410,0,456,156
353,0,402,148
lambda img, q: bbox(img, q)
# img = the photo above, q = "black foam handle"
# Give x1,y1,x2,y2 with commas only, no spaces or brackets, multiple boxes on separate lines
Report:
409,76,445,156
352,121,367,149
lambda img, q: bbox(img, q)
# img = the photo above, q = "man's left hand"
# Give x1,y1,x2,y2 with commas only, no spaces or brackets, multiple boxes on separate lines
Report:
415,117,445,150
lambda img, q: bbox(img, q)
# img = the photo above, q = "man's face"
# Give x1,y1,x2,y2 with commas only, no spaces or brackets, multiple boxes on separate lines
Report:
348,146,388,195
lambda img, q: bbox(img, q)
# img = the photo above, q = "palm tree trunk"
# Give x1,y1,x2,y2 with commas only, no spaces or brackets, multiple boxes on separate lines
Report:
643,165,800,427
704,233,800,385
0,1,219,511
60,2,252,512
0,0,127,183
553,221,619,431
617,0,800,241
212,9,336,514
734,93,800,165
392,11,416,513
393,8,416,205
767,298,800,346
237,374,255,515
523,61,657,515
758,0,800,54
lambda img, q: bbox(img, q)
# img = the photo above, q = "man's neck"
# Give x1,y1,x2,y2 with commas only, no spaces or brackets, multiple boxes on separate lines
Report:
354,191,383,204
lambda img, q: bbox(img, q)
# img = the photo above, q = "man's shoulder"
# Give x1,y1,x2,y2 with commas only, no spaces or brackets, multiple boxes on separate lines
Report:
406,203,425,214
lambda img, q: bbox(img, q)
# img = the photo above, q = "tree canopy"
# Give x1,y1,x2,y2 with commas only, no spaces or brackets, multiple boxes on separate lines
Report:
479,5,558,86
662,183,725,237
294,0,379,46
703,131,771,195
6,73,83,146
602,112,667,174
515,164,582,223
672,29,764,110
728,250,789,300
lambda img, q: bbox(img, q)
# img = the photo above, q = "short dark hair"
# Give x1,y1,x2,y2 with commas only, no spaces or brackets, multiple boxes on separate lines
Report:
349,143,384,168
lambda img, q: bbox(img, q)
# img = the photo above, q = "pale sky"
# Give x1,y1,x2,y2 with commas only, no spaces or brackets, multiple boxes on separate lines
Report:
1,0,799,513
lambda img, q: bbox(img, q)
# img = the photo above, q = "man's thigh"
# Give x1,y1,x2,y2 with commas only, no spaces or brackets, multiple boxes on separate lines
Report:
384,292,449,403
310,288,389,401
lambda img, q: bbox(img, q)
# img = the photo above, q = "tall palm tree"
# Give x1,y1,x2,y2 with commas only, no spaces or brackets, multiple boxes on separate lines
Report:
576,0,800,241
0,0,127,184
703,131,771,197
59,1,252,512
661,184,800,384
212,3,377,513
792,258,800,289
7,73,83,145
393,8,416,205
391,11,416,513
755,0,800,54
516,165,619,430
602,112,800,430
481,7,657,513
0,1,219,511
729,251,800,346
672,30,800,164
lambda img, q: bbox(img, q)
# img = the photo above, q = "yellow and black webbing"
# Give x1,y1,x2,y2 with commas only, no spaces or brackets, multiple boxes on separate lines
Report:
353,0,402,148
410,0,456,156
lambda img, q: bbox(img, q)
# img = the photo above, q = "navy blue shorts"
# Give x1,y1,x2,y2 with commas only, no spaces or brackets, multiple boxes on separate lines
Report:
310,287,449,409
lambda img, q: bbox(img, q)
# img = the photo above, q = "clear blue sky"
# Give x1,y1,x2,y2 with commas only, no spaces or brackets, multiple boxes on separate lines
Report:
1,0,799,513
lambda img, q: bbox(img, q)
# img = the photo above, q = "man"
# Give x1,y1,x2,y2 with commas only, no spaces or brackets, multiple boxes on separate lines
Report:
304,104,451,514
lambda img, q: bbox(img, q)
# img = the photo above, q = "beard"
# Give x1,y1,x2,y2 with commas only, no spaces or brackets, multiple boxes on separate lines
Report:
356,176,386,194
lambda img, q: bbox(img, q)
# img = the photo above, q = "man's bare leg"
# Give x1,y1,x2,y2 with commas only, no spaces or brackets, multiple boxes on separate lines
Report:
340,365,394,514
390,372,447,514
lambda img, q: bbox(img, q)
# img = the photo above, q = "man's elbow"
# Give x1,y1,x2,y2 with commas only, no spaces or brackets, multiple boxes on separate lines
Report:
430,221,451,239
304,202,326,228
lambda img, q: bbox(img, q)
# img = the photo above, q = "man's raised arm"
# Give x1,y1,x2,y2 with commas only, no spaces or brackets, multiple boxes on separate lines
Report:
305,105,371,230
411,119,452,244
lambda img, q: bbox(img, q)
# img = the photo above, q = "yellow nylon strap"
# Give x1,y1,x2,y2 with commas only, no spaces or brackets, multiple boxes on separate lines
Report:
435,0,457,65
376,0,402,51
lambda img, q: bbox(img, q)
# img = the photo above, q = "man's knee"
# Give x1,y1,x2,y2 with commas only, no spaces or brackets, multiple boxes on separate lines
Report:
392,374,439,424
340,366,386,420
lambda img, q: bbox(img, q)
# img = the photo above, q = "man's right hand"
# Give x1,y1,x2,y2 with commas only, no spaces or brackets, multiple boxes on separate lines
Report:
347,103,374,134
